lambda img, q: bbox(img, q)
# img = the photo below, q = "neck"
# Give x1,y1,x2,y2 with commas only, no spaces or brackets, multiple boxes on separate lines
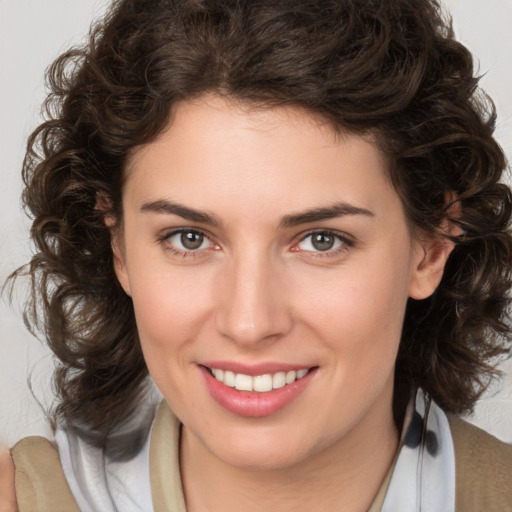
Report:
180,394,399,512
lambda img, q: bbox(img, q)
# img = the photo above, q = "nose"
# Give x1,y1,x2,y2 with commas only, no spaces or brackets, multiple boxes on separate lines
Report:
215,251,293,347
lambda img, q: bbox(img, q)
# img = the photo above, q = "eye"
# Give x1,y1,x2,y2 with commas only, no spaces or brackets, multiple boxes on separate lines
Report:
295,231,349,253
164,229,215,252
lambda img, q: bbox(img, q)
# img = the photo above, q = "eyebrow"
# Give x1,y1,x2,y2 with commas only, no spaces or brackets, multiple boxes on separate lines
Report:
279,202,374,228
140,199,374,228
140,200,223,227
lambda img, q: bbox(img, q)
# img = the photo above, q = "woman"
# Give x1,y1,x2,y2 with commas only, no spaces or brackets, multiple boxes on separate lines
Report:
3,0,512,510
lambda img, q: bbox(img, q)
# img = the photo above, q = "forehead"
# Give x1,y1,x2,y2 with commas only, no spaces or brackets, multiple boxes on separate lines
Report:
124,95,403,227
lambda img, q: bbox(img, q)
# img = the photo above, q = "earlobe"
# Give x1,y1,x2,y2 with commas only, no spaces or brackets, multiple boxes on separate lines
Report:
111,235,132,297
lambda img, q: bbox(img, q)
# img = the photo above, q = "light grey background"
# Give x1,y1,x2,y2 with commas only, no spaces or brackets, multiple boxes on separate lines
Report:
1,0,511,446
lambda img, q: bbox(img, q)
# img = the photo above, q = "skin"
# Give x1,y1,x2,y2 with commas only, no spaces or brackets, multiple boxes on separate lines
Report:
0,448,16,512
113,95,453,512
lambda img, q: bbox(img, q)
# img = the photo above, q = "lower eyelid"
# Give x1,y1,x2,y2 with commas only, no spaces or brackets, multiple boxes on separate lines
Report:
158,229,220,257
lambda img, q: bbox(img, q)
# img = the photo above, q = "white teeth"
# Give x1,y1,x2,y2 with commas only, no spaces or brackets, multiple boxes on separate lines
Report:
285,371,296,384
296,369,308,379
235,373,253,391
209,367,311,392
223,370,236,387
253,374,273,392
212,368,224,381
272,371,286,389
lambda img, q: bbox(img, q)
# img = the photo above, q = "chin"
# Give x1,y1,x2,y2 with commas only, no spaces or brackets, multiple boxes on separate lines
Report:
199,421,326,472
217,443,309,472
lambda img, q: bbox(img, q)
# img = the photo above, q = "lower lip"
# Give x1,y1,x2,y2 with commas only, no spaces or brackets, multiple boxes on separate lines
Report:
200,366,317,417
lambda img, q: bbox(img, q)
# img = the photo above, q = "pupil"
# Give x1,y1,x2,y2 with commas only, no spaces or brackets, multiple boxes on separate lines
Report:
312,233,334,251
181,231,203,250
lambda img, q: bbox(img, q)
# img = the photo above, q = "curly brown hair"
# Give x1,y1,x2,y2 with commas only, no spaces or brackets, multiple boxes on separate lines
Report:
13,0,512,444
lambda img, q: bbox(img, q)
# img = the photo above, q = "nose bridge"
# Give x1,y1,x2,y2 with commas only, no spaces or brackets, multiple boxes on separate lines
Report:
216,244,291,346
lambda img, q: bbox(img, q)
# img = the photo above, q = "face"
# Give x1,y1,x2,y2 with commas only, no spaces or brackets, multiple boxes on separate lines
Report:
114,95,446,471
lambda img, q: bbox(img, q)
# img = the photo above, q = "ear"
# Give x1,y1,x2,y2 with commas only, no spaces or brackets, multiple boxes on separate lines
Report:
95,192,132,297
95,192,116,228
111,232,132,297
408,234,455,300
408,204,462,300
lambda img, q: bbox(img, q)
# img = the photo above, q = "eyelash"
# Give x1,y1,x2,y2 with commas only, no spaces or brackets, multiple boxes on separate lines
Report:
157,228,354,260
157,228,217,259
292,230,354,259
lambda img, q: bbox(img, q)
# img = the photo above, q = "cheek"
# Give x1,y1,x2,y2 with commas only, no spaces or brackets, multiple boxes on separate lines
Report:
293,249,412,365
127,261,215,362
128,269,216,408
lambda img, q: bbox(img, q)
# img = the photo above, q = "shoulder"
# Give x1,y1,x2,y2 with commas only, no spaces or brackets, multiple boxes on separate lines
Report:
10,436,79,512
10,401,160,512
447,414,512,511
149,400,187,512
0,447,16,512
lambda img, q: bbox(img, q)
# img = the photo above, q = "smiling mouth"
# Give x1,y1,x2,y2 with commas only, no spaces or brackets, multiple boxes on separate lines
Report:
205,366,314,393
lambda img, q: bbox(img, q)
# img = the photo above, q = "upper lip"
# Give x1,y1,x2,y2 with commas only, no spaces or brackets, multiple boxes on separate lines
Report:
200,361,316,376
